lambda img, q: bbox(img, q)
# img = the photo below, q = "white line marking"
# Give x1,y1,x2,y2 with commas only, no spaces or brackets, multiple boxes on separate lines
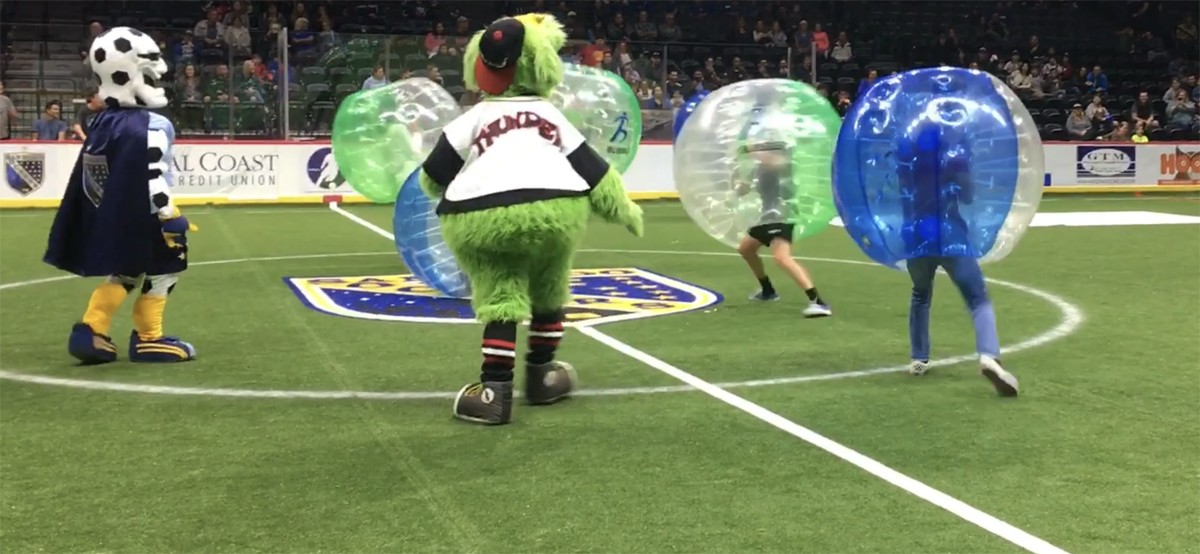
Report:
329,201,397,240
0,249,1083,401
577,326,1068,554
337,200,1074,552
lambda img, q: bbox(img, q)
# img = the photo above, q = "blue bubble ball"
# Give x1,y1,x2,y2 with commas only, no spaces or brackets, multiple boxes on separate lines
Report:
393,169,471,298
672,90,710,142
832,67,1045,270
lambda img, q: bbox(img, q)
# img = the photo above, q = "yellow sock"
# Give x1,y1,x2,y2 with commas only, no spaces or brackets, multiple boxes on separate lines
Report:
81,282,129,336
132,295,167,341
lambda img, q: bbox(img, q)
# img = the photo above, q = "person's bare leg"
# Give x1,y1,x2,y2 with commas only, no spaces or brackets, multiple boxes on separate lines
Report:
769,239,831,316
739,235,777,300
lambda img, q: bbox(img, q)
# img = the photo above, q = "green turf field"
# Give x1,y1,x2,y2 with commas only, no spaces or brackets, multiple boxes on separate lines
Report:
1,195,1197,553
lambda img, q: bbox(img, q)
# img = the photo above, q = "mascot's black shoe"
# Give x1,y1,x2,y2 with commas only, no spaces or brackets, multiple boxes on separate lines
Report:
525,361,576,405
68,323,118,365
453,381,513,425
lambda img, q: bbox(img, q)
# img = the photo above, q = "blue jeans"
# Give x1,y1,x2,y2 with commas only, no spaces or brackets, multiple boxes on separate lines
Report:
907,256,1000,361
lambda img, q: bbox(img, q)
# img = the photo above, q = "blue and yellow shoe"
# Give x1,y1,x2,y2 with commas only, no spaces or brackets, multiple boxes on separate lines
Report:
128,331,196,363
68,323,118,365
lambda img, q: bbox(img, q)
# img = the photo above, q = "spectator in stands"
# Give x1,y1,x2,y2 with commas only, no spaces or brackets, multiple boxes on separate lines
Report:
1135,31,1169,63
830,32,852,62
1189,74,1200,102
1131,121,1149,143
1008,62,1033,95
931,32,958,65
1028,65,1046,99
1026,35,1042,60
204,64,232,104
663,70,683,98
727,56,749,82
794,57,812,82
670,91,684,109
1066,103,1093,140
1130,91,1161,131
659,12,683,43
793,20,812,59
833,90,852,116
32,100,67,141
1085,65,1108,93
811,23,829,56
318,19,339,50
224,0,251,25
776,59,791,79
1166,90,1198,135
607,13,629,41
195,8,227,54
260,2,284,31
1003,51,1022,74
1164,78,1186,103
1105,121,1132,142
562,12,586,41
362,65,389,90
291,2,310,26
683,70,707,98
1176,15,1198,47
80,20,104,65
226,16,252,59
289,18,317,60
451,16,474,50
728,17,752,43
643,86,667,109
857,69,878,98
425,22,447,57
0,81,16,141
70,86,103,141
425,65,444,87
1085,94,1110,125
632,11,657,41
1042,55,1062,80
175,31,198,68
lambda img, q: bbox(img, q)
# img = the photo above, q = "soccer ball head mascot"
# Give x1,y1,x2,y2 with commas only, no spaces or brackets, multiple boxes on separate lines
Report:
418,13,644,425
43,26,197,364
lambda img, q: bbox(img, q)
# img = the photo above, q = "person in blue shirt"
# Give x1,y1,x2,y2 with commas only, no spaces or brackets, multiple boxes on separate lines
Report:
32,100,68,141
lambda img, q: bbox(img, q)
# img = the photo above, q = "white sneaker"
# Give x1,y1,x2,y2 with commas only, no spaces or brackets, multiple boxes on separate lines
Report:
803,302,832,318
980,356,1018,397
908,360,930,376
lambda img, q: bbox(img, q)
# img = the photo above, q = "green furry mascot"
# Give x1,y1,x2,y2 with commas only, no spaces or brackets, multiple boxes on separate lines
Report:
417,13,644,425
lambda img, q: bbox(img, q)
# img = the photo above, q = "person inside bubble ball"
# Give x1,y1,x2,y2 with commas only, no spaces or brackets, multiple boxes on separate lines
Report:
900,137,1018,397
732,142,831,317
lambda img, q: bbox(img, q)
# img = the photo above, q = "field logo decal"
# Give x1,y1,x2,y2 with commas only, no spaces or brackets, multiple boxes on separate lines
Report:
283,267,722,326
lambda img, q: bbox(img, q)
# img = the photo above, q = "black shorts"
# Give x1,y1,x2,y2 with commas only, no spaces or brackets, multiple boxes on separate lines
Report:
747,223,794,245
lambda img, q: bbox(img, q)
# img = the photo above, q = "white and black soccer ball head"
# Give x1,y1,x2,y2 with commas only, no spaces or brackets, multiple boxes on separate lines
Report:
89,26,169,109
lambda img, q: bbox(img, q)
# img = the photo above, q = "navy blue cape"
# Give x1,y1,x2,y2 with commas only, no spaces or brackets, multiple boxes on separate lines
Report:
43,109,159,277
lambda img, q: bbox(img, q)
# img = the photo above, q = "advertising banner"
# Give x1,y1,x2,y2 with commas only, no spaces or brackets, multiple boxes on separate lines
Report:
1075,145,1137,184
2,140,1196,208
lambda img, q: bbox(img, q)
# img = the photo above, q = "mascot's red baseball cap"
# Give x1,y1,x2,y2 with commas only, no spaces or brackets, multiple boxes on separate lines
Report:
475,17,525,95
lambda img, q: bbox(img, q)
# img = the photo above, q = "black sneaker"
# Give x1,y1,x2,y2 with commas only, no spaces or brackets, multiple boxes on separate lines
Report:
452,381,513,425
525,361,576,405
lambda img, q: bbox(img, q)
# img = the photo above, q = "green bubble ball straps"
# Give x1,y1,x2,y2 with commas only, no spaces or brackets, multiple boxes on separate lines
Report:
783,82,842,241
553,63,642,174
331,85,421,204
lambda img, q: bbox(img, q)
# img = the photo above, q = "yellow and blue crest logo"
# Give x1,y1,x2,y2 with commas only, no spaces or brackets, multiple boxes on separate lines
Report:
284,267,722,326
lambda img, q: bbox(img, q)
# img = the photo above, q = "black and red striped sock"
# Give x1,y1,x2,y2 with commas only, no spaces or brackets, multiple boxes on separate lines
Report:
480,321,517,382
527,311,565,365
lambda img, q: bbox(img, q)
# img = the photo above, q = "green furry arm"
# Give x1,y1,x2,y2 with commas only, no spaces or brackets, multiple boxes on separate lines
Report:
418,170,444,201
588,167,644,237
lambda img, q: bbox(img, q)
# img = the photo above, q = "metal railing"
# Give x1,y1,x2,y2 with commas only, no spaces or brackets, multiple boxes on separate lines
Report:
2,23,841,141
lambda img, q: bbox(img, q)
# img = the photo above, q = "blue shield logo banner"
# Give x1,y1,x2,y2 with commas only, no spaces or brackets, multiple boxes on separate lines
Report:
82,153,109,207
3,152,45,196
